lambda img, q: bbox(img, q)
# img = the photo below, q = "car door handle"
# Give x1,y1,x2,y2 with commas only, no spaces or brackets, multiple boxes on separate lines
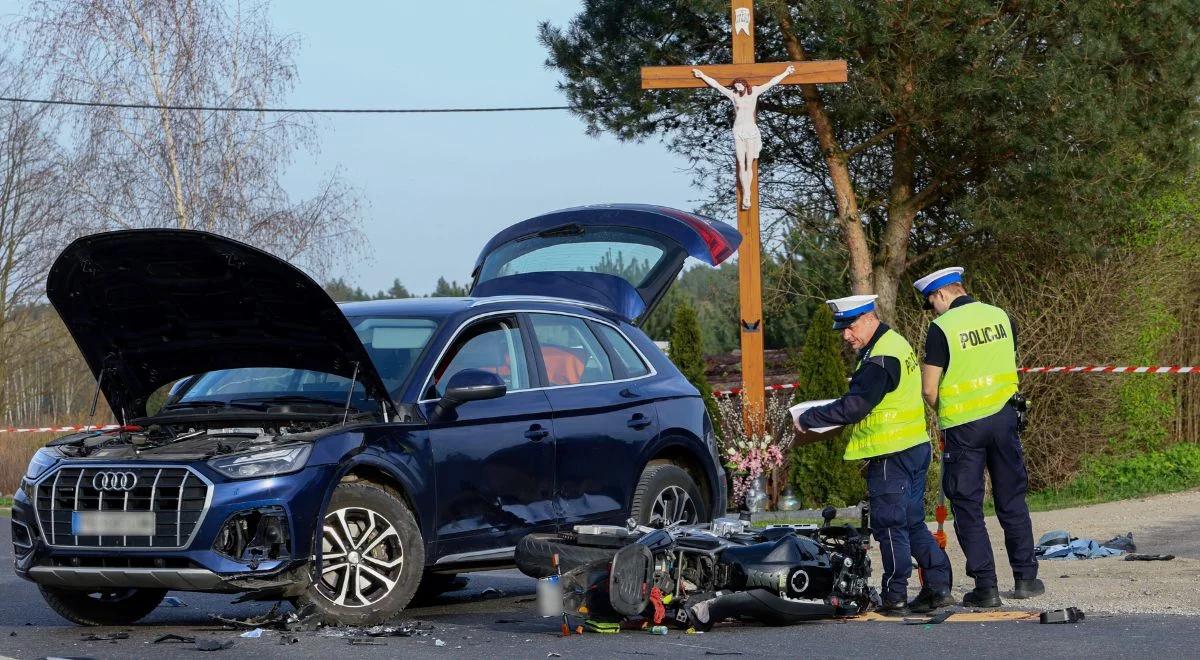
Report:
626,413,652,430
524,424,550,441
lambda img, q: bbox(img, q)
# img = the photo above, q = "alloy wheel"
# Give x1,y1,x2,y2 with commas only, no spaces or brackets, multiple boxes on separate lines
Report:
650,485,698,525
316,506,405,608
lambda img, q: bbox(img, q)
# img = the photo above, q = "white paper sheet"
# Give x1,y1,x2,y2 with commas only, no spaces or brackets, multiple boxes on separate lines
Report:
789,399,842,434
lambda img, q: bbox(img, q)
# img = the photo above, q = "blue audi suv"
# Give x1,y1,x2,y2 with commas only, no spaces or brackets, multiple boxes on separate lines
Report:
10,204,740,625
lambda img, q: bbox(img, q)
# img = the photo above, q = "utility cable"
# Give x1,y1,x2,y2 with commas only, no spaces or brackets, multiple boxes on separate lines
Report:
0,96,571,113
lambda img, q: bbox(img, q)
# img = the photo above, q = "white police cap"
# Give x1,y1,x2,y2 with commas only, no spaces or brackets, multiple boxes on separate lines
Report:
913,267,965,296
826,294,878,329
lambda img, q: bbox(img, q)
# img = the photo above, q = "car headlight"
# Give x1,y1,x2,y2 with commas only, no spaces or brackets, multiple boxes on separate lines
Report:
208,445,311,480
25,448,59,481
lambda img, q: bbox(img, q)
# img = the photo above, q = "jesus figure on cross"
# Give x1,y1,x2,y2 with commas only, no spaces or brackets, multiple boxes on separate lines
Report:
692,64,794,209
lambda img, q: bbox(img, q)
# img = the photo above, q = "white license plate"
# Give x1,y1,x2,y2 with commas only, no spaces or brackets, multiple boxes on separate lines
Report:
71,511,157,536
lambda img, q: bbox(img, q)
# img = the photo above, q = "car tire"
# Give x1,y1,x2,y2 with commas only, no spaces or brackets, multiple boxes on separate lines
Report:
38,585,165,626
630,464,708,526
293,481,424,626
514,533,622,578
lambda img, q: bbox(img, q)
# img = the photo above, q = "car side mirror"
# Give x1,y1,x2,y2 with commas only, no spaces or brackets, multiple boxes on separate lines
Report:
432,369,506,420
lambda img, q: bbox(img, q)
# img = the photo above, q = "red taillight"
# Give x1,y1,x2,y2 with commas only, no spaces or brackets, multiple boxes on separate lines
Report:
659,208,735,264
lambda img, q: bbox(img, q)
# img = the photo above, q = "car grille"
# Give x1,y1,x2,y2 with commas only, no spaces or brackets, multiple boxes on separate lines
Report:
35,466,211,550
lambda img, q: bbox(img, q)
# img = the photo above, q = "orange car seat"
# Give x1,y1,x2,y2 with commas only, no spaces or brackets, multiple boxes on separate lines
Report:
541,345,585,386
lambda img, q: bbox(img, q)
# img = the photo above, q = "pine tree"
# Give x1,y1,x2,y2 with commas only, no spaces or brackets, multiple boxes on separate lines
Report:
789,305,865,507
431,277,470,297
668,300,720,432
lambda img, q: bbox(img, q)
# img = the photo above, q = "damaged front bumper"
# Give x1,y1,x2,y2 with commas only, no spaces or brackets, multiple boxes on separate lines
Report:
23,561,308,594
11,462,338,598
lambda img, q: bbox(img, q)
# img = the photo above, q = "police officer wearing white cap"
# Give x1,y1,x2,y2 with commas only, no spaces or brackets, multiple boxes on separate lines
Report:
914,267,1044,607
795,295,952,616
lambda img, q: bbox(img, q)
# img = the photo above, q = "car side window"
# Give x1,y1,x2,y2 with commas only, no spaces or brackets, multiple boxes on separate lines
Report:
529,314,614,386
430,318,529,398
594,323,650,378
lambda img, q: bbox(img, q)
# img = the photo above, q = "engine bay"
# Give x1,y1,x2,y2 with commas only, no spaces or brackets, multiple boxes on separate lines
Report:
47,419,337,460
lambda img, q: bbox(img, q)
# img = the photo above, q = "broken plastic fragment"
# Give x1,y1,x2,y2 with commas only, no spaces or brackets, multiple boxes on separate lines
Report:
161,596,187,607
153,633,195,644
435,638,447,647
240,628,265,638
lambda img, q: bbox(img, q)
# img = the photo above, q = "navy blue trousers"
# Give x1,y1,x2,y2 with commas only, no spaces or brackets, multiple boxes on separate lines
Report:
866,442,952,603
943,404,1038,588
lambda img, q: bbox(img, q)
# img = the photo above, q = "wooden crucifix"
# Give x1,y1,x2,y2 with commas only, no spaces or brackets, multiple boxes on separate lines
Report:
641,0,847,434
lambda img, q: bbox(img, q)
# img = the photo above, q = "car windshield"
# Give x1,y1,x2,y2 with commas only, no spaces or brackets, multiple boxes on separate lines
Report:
173,316,439,409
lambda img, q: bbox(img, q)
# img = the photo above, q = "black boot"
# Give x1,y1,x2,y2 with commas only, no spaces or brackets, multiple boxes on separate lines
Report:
1012,578,1046,599
908,586,956,614
962,586,1002,608
876,600,911,617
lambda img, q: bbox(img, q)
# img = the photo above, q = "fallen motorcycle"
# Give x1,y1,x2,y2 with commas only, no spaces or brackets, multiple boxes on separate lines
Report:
515,508,879,631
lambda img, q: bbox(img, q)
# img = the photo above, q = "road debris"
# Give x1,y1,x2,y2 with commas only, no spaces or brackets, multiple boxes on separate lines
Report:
902,610,954,626
239,628,265,638
1125,554,1175,561
435,638,447,646
160,596,188,607
153,633,196,644
196,639,236,651
317,621,434,639
1035,530,1135,559
1040,607,1086,624
349,638,386,646
81,632,129,641
211,602,318,632
479,587,505,599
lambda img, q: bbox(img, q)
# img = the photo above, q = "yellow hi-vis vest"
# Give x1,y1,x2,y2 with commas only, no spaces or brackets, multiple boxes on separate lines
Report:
931,302,1018,429
844,329,929,460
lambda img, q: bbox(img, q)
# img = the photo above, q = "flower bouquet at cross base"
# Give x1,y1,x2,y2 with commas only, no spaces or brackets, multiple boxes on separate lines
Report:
714,393,796,509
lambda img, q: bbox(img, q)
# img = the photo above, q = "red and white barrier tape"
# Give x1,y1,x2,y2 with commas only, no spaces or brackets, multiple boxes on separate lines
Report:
711,365,1198,397
1018,366,1195,374
1,424,122,434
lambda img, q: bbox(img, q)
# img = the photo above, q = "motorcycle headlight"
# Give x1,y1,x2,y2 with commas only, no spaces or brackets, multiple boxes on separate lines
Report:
25,448,59,481
208,445,311,480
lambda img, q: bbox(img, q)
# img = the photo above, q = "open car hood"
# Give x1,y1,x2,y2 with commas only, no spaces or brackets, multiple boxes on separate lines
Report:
47,229,392,419
470,204,741,324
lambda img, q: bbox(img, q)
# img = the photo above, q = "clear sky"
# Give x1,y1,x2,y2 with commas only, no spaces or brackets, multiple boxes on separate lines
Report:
269,0,701,294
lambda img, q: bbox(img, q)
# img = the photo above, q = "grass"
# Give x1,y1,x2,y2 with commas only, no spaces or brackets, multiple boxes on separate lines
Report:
985,442,1200,516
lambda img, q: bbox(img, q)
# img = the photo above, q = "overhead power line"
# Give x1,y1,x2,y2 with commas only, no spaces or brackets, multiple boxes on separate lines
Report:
0,96,571,114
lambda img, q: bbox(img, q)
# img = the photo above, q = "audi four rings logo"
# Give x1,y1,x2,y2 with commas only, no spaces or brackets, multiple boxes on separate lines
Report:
92,471,138,491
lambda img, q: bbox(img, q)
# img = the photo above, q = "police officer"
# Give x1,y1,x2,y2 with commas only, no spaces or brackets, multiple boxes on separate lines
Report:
913,267,1044,607
795,294,953,616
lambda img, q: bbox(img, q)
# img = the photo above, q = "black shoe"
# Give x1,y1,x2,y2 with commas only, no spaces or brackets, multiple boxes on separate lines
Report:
907,586,956,614
876,600,911,617
1012,578,1046,599
962,586,1002,608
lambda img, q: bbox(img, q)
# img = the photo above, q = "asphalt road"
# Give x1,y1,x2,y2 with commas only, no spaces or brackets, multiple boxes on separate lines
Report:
2,521,1198,659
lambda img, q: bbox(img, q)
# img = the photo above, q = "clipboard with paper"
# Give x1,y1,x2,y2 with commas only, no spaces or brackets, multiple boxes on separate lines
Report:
789,399,843,434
